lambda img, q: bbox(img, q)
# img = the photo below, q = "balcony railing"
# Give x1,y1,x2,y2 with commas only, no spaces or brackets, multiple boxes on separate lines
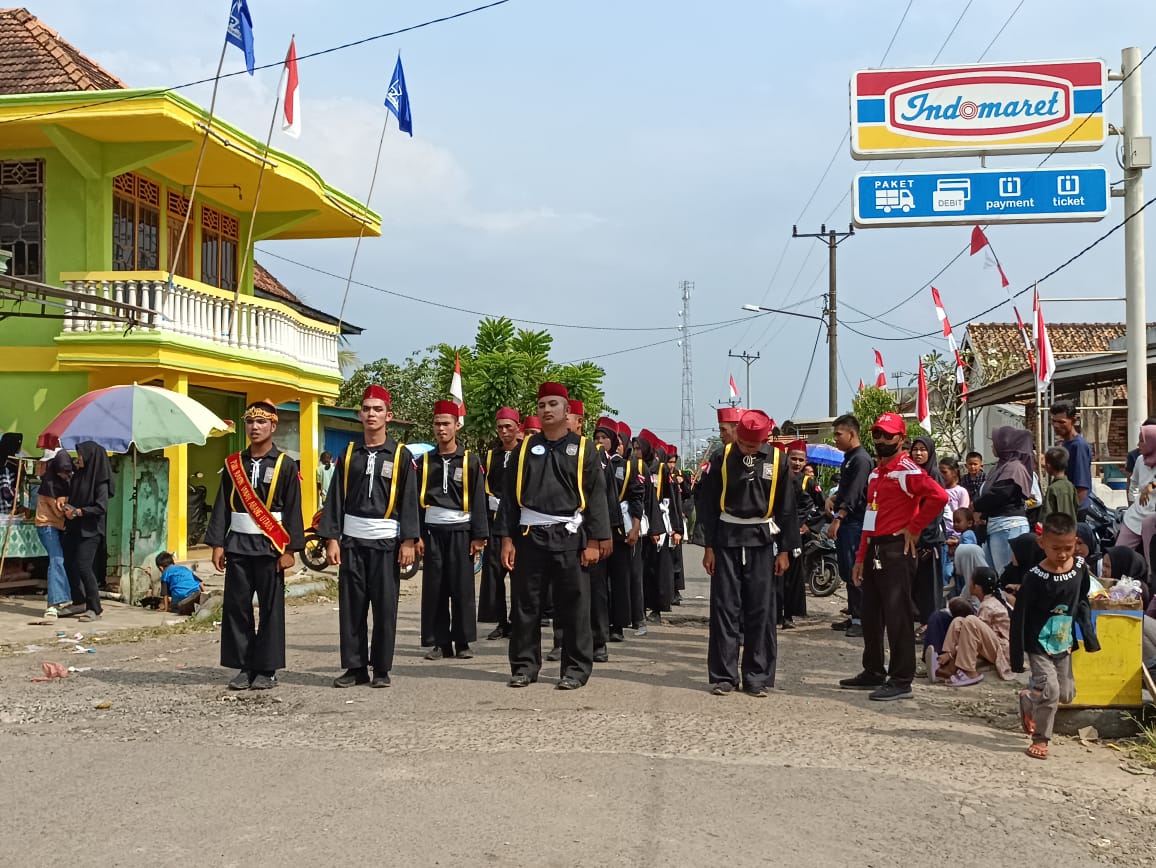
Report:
59,272,340,373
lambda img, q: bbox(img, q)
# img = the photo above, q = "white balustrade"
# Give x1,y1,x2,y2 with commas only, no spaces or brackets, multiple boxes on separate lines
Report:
61,276,340,372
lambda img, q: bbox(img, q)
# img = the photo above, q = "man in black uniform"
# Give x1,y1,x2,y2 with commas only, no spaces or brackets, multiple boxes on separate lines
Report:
666,445,688,604
417,400,488,660
698,410,799,697
599,419,646,644
498,382,610,690
479,406,521,640
826,414,873,638
781,439,824,628
319,385,419,688
638,430,682,623
206,400,305,691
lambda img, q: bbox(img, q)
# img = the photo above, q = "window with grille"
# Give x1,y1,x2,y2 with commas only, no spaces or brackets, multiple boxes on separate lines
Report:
200,205,239,291
0,159,44,281
166,191,193,278
112,173,160,271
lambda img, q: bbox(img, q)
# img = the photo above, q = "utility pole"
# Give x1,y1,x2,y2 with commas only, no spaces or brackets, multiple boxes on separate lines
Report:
1112,48,1151,445
678,281,695,463
793,223,854,417
728,349,760,407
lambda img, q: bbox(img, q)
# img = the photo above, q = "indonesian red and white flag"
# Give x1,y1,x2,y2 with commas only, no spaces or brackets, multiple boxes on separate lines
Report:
916,360,931,433
858,379,865,393
1034,288,1055,390
930,286,950,335
279,38,301,138
728,374,739,400
450,352,466,418
873,349,887,388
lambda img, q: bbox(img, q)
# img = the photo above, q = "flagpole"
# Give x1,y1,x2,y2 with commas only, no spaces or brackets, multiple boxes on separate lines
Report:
171,38,229,287
1032,280,1045,487
229,37,290,340
336,112,391,335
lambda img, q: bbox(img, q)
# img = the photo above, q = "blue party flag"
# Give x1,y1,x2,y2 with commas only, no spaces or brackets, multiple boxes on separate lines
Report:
226,0,256,76
385,54,413,136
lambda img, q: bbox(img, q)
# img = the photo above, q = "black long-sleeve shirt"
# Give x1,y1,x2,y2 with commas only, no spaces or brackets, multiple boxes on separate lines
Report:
416,446,489,540
697,444,800,553
833,444,872,521
647,460,684,536
205,445,305,556
483,446,518,536
796,473,826,529
494,431,610,550
973,478,1027,520
1010,556,1099,671
317,438,420,548
611,454,647,537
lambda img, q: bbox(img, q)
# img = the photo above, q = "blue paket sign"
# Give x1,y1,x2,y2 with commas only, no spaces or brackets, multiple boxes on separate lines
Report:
852,166,1110,227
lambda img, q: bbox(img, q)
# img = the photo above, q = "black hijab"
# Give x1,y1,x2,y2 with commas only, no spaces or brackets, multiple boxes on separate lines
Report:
1105,546,1148,582
911,435,944,484
1000,533,1043,589
70,440,115,506
0,432,22,462
1076,522,1101,572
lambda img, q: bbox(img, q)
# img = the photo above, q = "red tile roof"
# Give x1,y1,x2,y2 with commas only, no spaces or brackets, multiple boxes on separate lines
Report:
964,321,1134,376
0,8,126,94
253,261,301,304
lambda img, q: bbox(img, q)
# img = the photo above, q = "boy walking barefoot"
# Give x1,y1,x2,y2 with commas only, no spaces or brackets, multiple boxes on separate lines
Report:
1010,512,1099,759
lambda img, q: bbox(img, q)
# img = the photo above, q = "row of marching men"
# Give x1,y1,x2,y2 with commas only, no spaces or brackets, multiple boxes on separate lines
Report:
205,385,800,695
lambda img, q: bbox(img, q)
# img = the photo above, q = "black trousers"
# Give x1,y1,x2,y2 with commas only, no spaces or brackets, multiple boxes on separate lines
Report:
708,544,778,690
477,534,510,627
837,518,864,621
673,542,685,592
607,537,634,631
860,536,918,688
643,539,674,612
421,526,477,650
221,554,285,673
509,543,592,683
63,533,102,615
912,545,943,625
588,560,610,654
629,539,645,625
780,553,808,621
338,543,400,673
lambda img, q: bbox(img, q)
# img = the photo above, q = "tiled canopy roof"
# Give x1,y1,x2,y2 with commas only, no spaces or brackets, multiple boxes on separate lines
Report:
0,8,126,94
964,321,1131,373
253,261,302,305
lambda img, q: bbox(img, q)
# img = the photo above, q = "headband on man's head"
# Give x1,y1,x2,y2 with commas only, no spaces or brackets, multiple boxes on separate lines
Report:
244,400,279,422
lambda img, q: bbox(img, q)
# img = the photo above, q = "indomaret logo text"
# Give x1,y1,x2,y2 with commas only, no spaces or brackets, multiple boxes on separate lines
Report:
887,72,1072,139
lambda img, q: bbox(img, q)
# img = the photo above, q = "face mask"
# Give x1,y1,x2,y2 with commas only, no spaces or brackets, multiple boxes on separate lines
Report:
874,440,899,458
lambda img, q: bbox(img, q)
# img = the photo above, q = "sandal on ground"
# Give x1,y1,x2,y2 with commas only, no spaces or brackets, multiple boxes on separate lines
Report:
1026,741,1049,760
947,671,982,687
1018,689,1036,736
77,611,101,622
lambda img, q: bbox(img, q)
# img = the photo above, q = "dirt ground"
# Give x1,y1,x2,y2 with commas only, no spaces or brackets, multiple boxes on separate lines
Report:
0,547,1153,867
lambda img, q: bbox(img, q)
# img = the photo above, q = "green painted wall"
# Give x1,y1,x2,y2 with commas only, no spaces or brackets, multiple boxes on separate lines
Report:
0,371,90,444
187,386,245,508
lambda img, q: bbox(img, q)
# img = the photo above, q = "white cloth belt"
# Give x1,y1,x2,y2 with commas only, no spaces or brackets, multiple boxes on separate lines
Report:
519,507,584,534
488,495,502,512
658,499,674,535
230,511,282,535
719,512,781,534
619,501,649,535
342,515,399,540
425,506,471,526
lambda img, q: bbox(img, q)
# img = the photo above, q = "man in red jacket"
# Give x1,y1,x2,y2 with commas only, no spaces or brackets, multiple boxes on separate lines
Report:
838,413,948,701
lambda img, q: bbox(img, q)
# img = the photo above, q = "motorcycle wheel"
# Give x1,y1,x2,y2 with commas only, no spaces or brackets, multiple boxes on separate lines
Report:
808,558,840,597
400,555,421,581
300,533,330,573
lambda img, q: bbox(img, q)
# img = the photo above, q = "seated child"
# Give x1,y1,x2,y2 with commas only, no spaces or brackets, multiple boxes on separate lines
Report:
945,507,979,596
934,567,1013,685
156,551,202,615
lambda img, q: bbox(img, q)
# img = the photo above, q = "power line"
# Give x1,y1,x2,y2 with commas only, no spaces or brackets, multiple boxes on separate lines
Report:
976,0,1025,61
564,317,763,364
929,0,973,65
0,0,516,127
789,324,825,418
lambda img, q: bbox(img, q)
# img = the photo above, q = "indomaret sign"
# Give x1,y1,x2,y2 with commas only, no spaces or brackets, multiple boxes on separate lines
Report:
851,59,1107,159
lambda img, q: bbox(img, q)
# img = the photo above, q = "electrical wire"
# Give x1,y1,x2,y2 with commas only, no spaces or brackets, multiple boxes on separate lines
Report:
0,0,516,126
789,324,825,418
564,316,767,364
929,0,973,65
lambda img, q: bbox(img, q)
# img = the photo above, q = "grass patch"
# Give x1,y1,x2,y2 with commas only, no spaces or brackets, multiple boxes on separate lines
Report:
1122,714,1156,769
90,601,226,646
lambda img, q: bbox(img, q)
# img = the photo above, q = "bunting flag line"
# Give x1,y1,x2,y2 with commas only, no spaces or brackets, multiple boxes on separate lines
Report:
916,359,931,434
930,286,969,402
873,349,887,388
226,0,256,75
728,375,739,400
1034,286,1055,390
450,353,466,418
279,38,301,138
968,225,1033,369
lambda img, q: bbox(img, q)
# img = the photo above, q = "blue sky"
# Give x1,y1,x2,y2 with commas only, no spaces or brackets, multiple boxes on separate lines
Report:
35,0,1156,445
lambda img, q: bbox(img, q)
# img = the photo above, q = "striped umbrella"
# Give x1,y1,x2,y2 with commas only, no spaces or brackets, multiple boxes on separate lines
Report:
38,384,234,453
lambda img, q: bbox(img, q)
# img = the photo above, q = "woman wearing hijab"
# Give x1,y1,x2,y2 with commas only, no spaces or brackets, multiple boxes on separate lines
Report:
0,432,23,514
61,441,115,621
1116,424,1156,568
974,426,1034,575
922,543,989,669
998,533,1043,610
909,435,948,625
34,447,75,619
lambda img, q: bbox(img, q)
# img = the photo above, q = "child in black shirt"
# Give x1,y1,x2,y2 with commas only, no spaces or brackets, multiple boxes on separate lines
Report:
1011,512,1099,759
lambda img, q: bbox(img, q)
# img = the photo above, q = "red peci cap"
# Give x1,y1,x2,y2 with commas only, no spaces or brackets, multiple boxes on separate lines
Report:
538,382,569,400
638,428,658,449
362,385,391,405
737,410,773,444
569,399,585,416
523,416,542,430
617,421,632,440
871,412,907,437
786,439,807,454
496,407,520,423
595,416,617,436
433,400,460,418
717,407,742,423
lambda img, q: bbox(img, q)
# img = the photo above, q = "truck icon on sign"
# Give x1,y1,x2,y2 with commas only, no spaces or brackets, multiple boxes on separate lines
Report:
875,187,915,213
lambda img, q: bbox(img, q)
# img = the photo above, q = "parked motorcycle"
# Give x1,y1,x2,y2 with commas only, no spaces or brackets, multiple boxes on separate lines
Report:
804,519,840,597
299,512,474,581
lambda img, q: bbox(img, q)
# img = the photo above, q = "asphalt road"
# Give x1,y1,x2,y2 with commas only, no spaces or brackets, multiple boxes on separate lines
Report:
1,547,1152,867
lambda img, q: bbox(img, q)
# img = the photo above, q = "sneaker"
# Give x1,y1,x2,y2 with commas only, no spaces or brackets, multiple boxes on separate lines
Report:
424,646,451,661
844,623,863,638
710,682,735,695
545,646,562,662
250,673,278,690
455,645,474,659
744,685,769,698
608,630,625,643
44,606,59,620
923,646,938,683
831,618,852,631
868,682,913,702
227,671,253,691
633,623,648,637
839,671,887,690
333,668,370,688
486,626,506,641
371,672,391,688
592,650,609,663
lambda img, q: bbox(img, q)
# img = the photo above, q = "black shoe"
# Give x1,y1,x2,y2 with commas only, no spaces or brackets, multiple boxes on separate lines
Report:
250,673,277,690
710,682,735,696
424,646,452,660
593,650,609,663
831,618,852,631
608,630,625,643
508,674,533,688
556,676,582,690
57,603,87,618
333,667,369,688
782,619,796,630
486,626,506,640
744,685,769,698
227,670,253,691
455,645,474,659
839,671,887,690
546,646,562,662
371,672,391,688
672,593,682,606
869,682,914,702
646,610,662,623
845,624,864,638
